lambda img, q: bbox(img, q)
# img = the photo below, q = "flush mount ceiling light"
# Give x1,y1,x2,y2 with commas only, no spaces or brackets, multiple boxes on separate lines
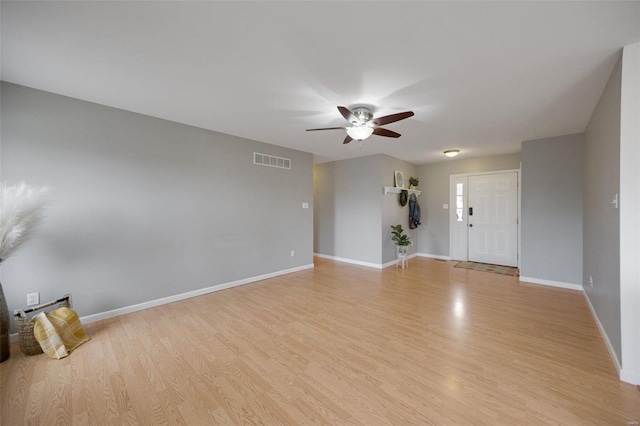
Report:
346,126,374,141
444,149,460,157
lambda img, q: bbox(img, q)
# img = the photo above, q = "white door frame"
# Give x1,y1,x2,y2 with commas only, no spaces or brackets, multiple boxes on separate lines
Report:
449,169,521,268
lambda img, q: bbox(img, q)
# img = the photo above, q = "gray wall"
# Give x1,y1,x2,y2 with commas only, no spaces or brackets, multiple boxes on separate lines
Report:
381,155,418,264
520,134,583,284
416,153,521,257
1,82,313,332
619,42,640,384
583,55,622,363
313,155,382,264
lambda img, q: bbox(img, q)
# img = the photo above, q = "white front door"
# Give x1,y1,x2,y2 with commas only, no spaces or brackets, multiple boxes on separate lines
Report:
467,172,518,267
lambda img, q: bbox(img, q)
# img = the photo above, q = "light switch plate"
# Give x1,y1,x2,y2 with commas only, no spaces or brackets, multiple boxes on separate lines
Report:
443,204,449,209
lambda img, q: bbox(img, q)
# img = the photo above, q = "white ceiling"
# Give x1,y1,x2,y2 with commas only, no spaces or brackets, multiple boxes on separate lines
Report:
2,1,639,164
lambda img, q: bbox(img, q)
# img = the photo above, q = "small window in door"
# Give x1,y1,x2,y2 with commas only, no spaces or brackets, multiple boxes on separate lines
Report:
456,183,464,221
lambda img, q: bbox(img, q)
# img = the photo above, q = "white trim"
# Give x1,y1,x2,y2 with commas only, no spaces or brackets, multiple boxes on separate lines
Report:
417,253,451,261
518,162,522,270
314,253,384,269
449,168,521,178
583,292,623,378
449,174,469,261
381,259,397,269
519,276,583,291
448,169,520,265
314,252,420,269
620,369,640,386
381,253,420,269
9,263,314,343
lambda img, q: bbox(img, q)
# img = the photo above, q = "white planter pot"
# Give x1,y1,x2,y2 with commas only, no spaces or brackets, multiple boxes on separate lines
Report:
396,245,409,257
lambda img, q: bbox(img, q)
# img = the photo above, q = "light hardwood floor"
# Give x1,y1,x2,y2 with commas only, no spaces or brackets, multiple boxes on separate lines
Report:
2,257,639,425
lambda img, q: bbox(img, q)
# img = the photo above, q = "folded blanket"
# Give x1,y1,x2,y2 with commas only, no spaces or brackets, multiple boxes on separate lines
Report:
33,307,90,359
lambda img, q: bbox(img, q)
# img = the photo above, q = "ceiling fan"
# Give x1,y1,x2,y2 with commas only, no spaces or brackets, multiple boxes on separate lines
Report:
306,106,414,144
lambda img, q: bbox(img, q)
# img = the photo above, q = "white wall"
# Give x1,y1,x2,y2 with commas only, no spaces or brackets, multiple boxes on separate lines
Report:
1,83,314,332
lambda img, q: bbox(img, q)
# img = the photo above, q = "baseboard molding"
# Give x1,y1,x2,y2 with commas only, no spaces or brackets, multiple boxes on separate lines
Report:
381,258,397,269
583,292,624,380
417,253,452,261
314,253,421,270
381,253,420,269
620,369,640,386
10,263,314,343
519,276,583,291
314,253,384,269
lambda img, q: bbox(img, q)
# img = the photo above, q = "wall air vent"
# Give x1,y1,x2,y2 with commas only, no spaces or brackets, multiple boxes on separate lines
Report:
253,152,291,170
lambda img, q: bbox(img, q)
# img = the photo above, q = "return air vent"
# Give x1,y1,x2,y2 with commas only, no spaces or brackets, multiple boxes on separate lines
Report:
253,152,291,170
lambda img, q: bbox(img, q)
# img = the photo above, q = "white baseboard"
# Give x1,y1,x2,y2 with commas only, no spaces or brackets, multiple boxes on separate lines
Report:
417,253,452,261
519,276,583,291
314,253,420,269
381,259,397,269
10,263,314,343
583,292,623,379
381,253,420,269
620,369,640,386
314,253,383,269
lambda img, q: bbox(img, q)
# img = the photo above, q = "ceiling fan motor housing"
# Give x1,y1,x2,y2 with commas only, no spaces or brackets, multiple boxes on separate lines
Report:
351,107,373,125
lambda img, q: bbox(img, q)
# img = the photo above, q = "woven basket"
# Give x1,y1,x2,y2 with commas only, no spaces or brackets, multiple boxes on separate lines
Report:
14,294,72,356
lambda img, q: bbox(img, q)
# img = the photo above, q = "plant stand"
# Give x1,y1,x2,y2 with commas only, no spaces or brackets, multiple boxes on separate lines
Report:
396,245,409,269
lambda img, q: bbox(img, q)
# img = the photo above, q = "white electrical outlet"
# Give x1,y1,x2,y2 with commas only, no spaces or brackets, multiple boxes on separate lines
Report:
291,250,295,257
27,292,39,306
589,275,594,288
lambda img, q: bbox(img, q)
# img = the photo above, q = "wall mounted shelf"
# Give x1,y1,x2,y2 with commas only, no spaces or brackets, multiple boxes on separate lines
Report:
383,186,422,197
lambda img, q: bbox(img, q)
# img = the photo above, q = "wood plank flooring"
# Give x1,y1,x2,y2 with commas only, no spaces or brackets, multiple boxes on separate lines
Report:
2,257,639,425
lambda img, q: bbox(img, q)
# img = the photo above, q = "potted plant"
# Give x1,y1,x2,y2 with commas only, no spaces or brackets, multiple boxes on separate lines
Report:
390,224,411,258
409,177,419,190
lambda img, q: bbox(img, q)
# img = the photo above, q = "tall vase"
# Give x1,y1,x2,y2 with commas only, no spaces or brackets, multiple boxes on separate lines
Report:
0,280,9,362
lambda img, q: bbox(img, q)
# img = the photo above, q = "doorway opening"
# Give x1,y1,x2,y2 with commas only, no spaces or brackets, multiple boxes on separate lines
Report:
449,170,520,268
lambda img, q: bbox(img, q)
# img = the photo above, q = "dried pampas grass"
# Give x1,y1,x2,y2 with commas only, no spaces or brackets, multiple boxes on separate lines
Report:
0,182,49,262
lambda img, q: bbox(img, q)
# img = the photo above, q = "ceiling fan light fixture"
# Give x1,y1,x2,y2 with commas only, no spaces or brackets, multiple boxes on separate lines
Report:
306,106,414,145
444,149,460,157
346,126,374,141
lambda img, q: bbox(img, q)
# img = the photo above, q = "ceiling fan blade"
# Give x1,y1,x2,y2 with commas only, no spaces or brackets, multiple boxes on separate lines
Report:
343,135,353,144
306,127,346,131
373,127,401,138
373,111,414,126
338,106,358,124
